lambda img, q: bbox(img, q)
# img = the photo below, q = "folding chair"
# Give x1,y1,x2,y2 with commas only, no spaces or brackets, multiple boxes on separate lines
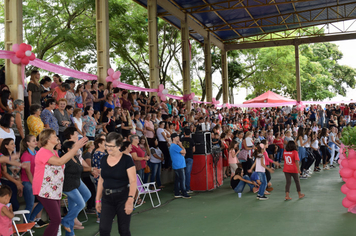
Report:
61,193,88,223
12,210,36,236
134,174,161,208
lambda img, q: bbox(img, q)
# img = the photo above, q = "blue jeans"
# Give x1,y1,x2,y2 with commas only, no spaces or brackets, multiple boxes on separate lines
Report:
276,148,284,163
137,168,144,181
174,168,187,196
23,181,43,222
318,116,324,127
62,180,91,236
329,142,340,164
257,172,267,196
150,162,162,187
185,158,194,191
233,175,255,193
325,118,330,128
298,146,307,162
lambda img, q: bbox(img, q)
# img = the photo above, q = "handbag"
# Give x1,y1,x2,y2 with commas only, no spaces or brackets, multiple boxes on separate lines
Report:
237,149,249,161
144,164,151,173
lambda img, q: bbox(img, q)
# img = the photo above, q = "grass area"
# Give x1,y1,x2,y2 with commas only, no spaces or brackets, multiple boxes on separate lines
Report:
32,166,356,236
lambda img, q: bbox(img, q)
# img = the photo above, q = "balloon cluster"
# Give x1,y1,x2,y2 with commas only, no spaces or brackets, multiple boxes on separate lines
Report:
296,101,305,111
339,144,356,213
106,68,121,88
11,43,36,65
157,84,168,102
183,92,195,102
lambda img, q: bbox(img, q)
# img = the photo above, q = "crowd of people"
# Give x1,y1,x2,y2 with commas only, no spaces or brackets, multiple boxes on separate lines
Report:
0,69,349,235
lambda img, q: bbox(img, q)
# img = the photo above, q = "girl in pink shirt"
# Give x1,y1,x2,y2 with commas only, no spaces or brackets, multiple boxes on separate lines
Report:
0,185,14,236
228,140,240,177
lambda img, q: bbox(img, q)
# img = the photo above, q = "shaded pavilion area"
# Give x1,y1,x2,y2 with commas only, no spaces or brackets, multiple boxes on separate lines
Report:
33,167,355,236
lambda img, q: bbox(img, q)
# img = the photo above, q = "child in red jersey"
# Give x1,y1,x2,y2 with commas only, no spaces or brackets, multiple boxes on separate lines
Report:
283,141,305,200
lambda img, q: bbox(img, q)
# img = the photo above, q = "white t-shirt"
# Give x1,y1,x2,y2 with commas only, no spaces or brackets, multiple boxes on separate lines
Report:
255,154,265,172
329,132,335,143
156,128,166,142
0,128,16,143
245,137,253,147
311,140,319,149
150,147,162,163
73,117,83,138
303,135,310,148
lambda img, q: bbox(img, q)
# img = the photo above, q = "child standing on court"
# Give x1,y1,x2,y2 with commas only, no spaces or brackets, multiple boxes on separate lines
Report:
0,185,14,236
283,141,305,200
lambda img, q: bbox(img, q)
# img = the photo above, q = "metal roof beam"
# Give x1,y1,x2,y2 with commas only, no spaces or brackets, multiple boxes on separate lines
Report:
158,0,316,16
225,32,356,50
156,0,224,50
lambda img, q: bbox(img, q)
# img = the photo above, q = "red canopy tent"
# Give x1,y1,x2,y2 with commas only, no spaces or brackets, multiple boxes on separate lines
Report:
243,90,296,104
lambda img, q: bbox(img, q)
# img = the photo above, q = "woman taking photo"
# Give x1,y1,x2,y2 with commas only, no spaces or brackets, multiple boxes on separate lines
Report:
95,132,137,236
27,104,44,138
32,129,87,236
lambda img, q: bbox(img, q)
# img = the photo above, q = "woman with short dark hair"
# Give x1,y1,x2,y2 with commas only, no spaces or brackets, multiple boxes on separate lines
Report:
95,132,137,236
0,114,16,147
40,98,59,135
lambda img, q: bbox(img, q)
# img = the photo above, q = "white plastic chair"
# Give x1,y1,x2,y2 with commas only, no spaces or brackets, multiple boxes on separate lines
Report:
12,210,35,236
134,174,161,208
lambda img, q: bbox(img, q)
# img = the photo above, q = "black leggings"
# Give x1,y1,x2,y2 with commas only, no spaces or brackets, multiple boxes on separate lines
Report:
265,169,271,183
313,150,322,168
320,146,331,165
158,141,171,169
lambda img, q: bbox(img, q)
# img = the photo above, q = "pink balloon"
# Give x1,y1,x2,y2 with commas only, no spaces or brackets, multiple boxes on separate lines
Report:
343,177,348,182
347,189,356,202
160,95,166,102
157,92,162,97
346,177,356,190
348,149,356,159
348,204,356,214
342,159,349,168
29,53,36,61
12,44,20,52
340,168,354,178
341,184,350,195
338,159,343,165
106,76,113,82
354,170,356,179
107,68,114,76
11,56,21,64
21,57,29,65
158,84,164,91
16,50,25,58
348,159,356,170
112,80,120,88
27,44,32,51
113,71,121,80
19,43,27,52
342,197,355,208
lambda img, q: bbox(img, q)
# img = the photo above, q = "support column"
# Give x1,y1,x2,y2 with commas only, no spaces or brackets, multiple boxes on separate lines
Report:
204,34,212,103
96,0,110,85
4,0,23,99
148,0,160,94
221,49,229,104
295,44,301,102
181,13,191,110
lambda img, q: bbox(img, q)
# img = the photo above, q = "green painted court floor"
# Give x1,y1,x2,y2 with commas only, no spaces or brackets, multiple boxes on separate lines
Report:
33,167,356,236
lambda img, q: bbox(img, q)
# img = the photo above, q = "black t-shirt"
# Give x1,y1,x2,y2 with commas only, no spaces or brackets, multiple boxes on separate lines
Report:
230,177,240,189
63,156,83,192
101,154,135,189
121,121,130,138
180,137,195,159
326,109,332,119
273,124,279,134
102,117,116,133
137,98,146,111
81,152,92,178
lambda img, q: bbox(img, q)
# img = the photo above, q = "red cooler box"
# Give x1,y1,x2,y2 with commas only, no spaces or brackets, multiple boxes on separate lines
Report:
190,154,223,191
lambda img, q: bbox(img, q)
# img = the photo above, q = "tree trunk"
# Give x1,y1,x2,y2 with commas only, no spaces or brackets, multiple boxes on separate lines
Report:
216,87,223,101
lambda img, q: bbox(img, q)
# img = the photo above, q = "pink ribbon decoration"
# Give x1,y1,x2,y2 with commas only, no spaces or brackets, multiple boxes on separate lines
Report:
157,84,169,101
296,101,306,111
183,92,195,102
106,68,121,87
212,98,220,107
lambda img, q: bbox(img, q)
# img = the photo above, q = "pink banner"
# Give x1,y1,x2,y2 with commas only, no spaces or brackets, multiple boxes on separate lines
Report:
30,58,98,81
0,51,15,60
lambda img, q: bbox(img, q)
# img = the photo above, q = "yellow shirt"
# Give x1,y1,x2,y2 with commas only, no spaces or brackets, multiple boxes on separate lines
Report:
27,115,44,137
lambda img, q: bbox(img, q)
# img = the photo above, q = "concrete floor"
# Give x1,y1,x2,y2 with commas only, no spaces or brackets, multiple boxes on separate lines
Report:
33,166,356,236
